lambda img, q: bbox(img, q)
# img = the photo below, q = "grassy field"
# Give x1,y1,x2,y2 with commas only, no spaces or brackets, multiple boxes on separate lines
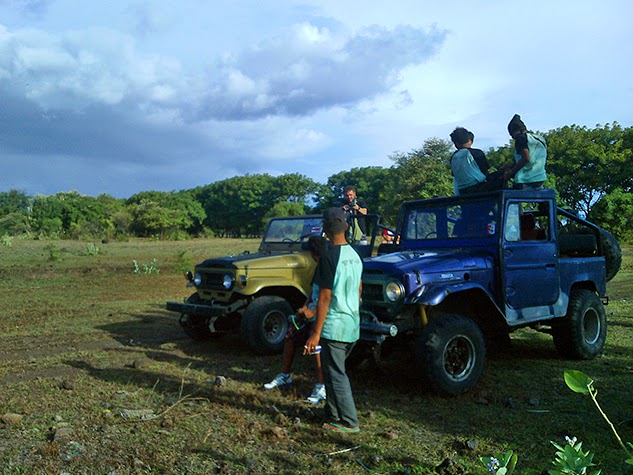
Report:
0,238,631,474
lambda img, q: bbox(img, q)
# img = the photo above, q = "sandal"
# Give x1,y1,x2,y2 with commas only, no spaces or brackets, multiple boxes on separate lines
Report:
323,422,360,433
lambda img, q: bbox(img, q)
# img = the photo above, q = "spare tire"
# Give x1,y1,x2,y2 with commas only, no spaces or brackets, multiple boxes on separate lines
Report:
599,228,621,282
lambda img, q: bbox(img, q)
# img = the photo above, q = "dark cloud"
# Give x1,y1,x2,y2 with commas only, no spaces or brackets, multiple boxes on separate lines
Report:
187,24,447,120
0,19,447,197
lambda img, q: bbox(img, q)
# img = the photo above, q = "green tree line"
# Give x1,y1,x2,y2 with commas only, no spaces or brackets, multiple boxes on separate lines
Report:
1,123,632,243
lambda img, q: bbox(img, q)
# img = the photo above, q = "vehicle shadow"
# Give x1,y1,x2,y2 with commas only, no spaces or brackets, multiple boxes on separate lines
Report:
87,303,633,469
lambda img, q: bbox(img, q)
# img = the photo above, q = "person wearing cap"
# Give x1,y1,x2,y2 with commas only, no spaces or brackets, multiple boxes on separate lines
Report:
263,235,329,405
503,114,547,189
304,207,363,433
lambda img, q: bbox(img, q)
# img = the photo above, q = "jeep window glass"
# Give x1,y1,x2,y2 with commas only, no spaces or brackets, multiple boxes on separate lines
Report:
263,217,323,242
403,198,498,240
505,201,550,242
505,203,521,241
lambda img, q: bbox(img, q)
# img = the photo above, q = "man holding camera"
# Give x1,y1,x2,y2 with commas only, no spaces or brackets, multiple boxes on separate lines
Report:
341,185,367,215
341,185,368,243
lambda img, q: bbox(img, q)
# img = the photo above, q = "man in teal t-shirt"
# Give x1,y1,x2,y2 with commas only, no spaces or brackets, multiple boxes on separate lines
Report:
304,207,363,433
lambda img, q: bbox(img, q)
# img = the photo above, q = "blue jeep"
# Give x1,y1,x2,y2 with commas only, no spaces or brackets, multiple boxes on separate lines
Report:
357,189,621,396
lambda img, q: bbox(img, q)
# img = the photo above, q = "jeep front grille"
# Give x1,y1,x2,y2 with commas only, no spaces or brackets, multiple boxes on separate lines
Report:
363,283,384,303
198,272,234,290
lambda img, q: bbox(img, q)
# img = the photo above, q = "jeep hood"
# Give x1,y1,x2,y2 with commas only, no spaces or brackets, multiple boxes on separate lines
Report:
197,251,311,270
363,249,493,276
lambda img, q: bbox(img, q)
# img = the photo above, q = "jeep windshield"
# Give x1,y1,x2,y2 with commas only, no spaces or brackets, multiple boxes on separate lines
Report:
399,195,499,242
260,216,324,252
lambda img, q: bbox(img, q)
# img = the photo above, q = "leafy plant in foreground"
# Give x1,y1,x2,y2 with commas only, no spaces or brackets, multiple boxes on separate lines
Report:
480,450,517,474
480,370,633,473
563,369,633,466
549,436,601,475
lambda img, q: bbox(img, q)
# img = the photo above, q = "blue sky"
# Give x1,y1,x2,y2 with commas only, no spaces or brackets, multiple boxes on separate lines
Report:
1,0,631,198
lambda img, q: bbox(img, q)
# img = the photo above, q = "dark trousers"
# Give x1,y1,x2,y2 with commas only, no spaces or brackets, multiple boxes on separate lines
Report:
320,338,359,428
513,181,545,190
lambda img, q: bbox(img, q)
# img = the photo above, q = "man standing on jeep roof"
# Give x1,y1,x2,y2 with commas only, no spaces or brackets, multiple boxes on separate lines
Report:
341,185,367,215
304,207,363,433
341,185,368,242
503,114,547,190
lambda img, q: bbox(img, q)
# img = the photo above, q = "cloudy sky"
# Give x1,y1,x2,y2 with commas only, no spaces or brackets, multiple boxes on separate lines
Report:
1,0,631,198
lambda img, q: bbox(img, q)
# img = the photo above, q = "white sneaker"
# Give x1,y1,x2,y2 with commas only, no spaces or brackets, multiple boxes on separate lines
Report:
263,373,293,390
307,383,326,404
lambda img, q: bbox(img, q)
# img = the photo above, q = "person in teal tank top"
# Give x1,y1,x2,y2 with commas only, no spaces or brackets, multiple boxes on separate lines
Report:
504,114,547,189
450,127,489,195
304,207,363,433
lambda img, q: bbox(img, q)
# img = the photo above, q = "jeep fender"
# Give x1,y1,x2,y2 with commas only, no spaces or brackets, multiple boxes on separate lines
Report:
411,281,495,307
412,282,507,334
239,277,309,310
239,277,307,297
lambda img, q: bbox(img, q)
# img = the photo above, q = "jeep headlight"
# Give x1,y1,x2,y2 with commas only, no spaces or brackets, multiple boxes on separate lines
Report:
193,272,203,286
222,274,235,290
385,281,405,302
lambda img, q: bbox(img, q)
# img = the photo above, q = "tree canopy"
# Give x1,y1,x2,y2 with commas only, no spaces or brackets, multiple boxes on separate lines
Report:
1,122,632,242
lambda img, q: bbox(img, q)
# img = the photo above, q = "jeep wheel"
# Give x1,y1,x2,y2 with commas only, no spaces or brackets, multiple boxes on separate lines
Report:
416,314,486,396
552,289,606,359
179,314,213,341
240,296,292,355
178,294,213,341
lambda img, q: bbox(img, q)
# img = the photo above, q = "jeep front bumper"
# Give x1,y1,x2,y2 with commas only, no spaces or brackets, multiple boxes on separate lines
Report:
359,310,398,343
165,299,247,317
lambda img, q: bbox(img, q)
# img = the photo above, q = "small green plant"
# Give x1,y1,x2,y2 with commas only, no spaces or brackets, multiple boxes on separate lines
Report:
85,242,100,256
549,436,601,475
480,450,517,474
44,243,62,261
564,369,633,466
1,234,13,248
132,258,160,274
173,250,192,274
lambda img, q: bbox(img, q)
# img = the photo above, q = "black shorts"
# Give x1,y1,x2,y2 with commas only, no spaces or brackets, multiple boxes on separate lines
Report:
285,318,315,346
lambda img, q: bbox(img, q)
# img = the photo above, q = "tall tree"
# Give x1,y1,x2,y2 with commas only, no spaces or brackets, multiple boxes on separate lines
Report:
0,189,30,215
588,188,633,243
272,173,320,203
379,138,453,223
196,174,276,237
126,191,206,237
29,194,65,237
0,190,31,235
546,123,631,215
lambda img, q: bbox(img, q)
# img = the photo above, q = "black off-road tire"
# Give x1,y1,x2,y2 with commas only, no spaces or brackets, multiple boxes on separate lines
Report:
552,289,606,359
599,229,622,282
179,314,213,341
178,294,213,341
415,314,486,396
240,296,292,355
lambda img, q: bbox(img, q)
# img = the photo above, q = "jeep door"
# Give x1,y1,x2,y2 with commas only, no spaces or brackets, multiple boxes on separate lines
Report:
501,200,560,316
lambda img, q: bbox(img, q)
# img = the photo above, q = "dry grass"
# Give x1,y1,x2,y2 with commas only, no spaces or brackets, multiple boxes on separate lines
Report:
0,238,631,474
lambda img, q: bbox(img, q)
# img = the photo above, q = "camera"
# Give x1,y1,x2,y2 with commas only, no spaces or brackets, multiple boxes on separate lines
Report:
344,198,358,212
